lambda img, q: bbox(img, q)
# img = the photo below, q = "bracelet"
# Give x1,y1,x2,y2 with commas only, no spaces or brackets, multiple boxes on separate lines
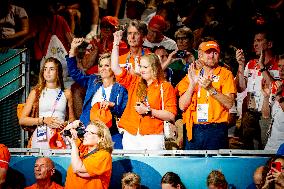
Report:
260,67,267,72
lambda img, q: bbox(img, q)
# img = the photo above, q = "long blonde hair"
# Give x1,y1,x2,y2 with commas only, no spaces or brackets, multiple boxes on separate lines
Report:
136,53,165,101
90,120,113,153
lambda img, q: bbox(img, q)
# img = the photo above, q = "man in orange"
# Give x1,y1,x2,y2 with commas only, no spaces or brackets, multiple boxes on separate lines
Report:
177,40,236,150
0,144,10,188
25,157,63,189
118,19,151,74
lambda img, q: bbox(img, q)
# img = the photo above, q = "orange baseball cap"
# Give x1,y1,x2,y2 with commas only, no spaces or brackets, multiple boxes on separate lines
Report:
0,144,10,170
199,41,220,53
148,15,167,32
101,16,119,27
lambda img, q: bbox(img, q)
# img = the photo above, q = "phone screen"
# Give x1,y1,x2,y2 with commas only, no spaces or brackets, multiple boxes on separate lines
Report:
199,68,204,77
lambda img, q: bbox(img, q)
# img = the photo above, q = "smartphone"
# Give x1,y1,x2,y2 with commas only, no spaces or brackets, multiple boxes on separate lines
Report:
199,68,204,77
271,162,281,172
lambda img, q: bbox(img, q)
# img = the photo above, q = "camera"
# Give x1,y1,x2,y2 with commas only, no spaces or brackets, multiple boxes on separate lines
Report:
62,122,86,138
176,50,187,58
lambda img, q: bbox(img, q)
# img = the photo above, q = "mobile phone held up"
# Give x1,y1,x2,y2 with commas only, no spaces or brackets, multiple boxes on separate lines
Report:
199,68,204,77
271,161,281,172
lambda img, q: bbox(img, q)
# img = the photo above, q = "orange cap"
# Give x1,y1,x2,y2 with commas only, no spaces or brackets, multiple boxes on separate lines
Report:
199,41,220,53
101,16,119,27
148,15,167,32
0,144,10,170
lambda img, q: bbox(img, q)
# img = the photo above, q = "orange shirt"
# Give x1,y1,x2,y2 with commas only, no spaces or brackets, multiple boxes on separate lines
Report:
118,48,151,71
176,66,236,140
64,150,112,189
25,182,63,189
116,69,177,135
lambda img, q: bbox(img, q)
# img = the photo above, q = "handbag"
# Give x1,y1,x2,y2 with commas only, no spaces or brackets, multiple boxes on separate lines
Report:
160,83,175,140
90,102,112,128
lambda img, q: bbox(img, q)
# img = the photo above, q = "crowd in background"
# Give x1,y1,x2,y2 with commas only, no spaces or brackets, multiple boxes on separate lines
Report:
1,0,284,188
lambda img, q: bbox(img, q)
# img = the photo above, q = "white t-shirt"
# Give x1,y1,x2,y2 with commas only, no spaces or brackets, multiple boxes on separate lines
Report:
91,85,113,106
143,36,178,51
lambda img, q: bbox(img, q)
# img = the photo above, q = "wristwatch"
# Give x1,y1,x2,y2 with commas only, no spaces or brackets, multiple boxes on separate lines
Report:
209,88,218,96
145,107,152,115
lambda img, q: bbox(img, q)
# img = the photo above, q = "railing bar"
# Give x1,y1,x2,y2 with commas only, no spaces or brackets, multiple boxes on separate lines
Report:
0,86,24,102
0,61,24,77
0,48,27,66
0,74,23,89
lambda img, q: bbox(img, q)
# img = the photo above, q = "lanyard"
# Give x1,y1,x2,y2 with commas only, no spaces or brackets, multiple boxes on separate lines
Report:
83,149,97,159
51,90,63,116
125,48,145,70
102,86,107,101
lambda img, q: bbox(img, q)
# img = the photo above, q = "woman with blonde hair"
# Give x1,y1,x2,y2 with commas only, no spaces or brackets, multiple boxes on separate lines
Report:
67,38,128,149
64,120,113,189
111,30,177,151
19,57,75,148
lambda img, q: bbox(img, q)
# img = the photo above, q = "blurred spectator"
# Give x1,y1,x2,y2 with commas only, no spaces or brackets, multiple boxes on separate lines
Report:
64,120,113,189
0,144,10,188
0,0,29,50
277,143,284,155
262,54,284,151
206,170,228,189
236,26,280,149
67,38,128,149
143,15,177,51
177,40,236,150
161,171,186,189
246,166,269,189
118,19,151,74
121,172,141,189
25,157,63,189
162,26,196,87
19,57,75,149
112,32,177,150
262,156,284,189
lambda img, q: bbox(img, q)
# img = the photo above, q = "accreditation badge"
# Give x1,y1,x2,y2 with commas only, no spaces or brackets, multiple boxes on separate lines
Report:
37,126,47,142
197,104,209,122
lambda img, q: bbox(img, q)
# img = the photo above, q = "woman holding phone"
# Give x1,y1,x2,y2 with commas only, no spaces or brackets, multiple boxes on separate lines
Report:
262,156,284,189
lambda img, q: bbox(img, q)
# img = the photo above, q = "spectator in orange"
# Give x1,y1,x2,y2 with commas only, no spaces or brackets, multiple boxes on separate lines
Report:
111,30,177,150
118,19,151,74
64,120,113,189
177,40,236,150
25,157,63,189
0,144,10,188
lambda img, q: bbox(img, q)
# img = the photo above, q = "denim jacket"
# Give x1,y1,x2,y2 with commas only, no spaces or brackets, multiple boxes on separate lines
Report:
66,56,128,130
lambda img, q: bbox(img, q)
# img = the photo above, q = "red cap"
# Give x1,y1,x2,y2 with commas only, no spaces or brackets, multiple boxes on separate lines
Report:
148,15,167,32
0,144,10,170
199,41,220,53
101,16,119,27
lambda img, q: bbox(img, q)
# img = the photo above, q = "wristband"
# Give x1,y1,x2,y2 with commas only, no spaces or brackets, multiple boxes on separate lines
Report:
42,117,45,125
260,67,267,72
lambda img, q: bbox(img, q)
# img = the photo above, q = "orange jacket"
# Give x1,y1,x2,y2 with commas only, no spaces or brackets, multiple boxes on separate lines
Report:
25,182,63,189
176,66,237,141
65,149,112,189
116,69,177,135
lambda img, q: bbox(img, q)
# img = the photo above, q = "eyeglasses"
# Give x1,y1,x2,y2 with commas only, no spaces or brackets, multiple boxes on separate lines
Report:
85,131,99,136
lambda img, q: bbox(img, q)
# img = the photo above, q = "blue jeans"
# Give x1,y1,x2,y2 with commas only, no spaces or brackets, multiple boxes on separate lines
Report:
185,123,228,150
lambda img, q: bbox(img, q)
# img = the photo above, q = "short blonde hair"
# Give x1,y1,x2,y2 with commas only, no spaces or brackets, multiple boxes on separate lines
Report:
207,170,228,188
121,172,141,188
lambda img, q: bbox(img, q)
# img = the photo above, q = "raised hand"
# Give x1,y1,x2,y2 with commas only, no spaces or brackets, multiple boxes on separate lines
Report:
113,30,123,46
236,49,245,66
187,64,198,87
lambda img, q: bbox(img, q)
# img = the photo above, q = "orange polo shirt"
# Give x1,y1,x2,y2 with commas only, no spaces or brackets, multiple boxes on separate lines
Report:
25,182,63,189
176,66,236,141
64,150,112,189
118,48,151,70
116,69,177,135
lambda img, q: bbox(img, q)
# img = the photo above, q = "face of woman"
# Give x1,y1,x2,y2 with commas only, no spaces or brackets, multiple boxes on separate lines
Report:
139,58,154,81
274,158,284,173
161,183,180,189
43,61,58,83
83,125,100,146
99,58,114,79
